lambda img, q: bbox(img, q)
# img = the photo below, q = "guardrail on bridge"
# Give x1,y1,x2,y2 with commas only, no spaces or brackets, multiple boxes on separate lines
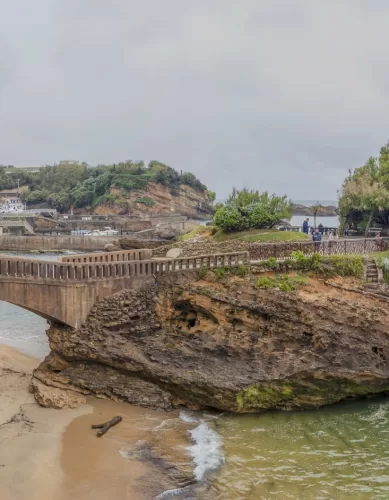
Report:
0,252,249,281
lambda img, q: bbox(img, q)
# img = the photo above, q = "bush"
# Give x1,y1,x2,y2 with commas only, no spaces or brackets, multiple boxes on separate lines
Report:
213,190,292,232
198,265,208,279
214,267,227,280
214,205,248,232
235,264,249,276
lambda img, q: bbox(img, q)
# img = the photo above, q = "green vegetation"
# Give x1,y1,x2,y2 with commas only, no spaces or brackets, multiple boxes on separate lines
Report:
213,228,309,242
338,140,389,235
213,188,292,232
197,265,208,280
236,382,295,411
372,251,389,283
135,196,156,206
257,253,364,278
214,265,250,280
235,379,385,412
255,275,308,291
180,226,210,241
4,160,212,213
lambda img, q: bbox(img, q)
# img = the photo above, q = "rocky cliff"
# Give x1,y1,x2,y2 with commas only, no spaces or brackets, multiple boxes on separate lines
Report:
93,182,212,219
31,270,389,413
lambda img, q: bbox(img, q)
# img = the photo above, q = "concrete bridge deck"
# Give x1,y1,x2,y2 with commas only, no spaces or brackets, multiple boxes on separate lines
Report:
0,251,248,328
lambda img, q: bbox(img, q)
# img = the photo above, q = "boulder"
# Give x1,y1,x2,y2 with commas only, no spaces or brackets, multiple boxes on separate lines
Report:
30,378,86,409
104,243,120,252
166,248,182,259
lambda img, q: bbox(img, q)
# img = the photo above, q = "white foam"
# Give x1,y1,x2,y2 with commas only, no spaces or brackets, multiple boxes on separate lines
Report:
179,410,199,424
186,422,225,481
154,486,192,499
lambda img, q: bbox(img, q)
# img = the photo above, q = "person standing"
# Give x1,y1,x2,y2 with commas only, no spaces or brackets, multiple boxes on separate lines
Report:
318,223,324,235
328,230,338,254
312,227,322,252
344,223,350,237
303,218,310,234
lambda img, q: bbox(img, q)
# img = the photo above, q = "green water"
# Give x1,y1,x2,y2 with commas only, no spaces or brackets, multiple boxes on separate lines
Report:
211,398,389,499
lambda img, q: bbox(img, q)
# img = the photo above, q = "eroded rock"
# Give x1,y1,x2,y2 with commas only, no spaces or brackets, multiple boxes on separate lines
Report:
32,275,389,413
30,379,86,409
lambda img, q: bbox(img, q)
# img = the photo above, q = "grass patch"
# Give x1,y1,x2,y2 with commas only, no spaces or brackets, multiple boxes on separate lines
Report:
213,228,309,243
257,253,364,278
256,274,308,291
180,226,210,241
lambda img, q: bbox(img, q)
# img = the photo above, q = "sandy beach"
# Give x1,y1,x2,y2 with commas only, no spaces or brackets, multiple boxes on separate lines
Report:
0,345,195,500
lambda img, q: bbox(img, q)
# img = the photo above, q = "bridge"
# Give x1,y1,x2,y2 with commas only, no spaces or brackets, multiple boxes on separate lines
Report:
0,250,248,328
0,238,385,329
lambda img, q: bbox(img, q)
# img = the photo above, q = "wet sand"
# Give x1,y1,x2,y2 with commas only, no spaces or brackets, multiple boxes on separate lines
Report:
60,398,196,499
0,345,92,500
0,345,195,500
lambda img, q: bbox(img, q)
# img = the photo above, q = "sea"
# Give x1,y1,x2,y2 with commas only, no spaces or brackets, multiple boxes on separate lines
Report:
2,251,388,499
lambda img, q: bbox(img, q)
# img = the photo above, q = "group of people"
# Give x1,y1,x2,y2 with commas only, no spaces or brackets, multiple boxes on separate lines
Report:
302,218,338,245
343,222,357,236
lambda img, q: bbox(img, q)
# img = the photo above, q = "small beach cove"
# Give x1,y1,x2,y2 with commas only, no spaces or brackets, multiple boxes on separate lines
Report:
0,344,209,499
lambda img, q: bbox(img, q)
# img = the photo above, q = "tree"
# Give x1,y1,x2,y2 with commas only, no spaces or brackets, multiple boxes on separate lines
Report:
338,146,389,235
214,189,292,232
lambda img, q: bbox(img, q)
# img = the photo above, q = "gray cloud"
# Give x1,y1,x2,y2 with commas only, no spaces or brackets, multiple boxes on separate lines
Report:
0,0,389,199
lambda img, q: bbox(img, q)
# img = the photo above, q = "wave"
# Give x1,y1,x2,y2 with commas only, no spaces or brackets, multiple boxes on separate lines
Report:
186,422,225,481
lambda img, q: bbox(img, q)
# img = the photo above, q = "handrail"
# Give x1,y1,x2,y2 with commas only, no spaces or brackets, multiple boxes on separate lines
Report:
0,251,250,281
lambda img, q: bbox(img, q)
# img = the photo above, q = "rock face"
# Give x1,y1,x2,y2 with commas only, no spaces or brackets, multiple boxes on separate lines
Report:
93,183,212,219
32,272,389,413
292,204,338,217
30,379,86,409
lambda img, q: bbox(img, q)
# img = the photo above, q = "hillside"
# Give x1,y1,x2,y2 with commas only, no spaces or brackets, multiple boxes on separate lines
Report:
0,161,214,218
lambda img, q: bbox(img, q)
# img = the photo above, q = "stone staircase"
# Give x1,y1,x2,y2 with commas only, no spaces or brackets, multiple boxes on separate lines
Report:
365,259,379,283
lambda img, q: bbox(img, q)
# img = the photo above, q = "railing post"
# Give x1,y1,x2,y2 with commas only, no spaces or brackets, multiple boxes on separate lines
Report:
344,240,347,255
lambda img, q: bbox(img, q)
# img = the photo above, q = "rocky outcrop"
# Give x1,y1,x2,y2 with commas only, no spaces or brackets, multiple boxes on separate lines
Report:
93,183,212,219
292,204,338,216
30,379,86,409
32,272,389,413
118,238,172,250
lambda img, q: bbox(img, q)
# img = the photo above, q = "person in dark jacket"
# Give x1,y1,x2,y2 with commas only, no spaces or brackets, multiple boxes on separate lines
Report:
312,228,322,251
318,223,324,235
302,218,310,234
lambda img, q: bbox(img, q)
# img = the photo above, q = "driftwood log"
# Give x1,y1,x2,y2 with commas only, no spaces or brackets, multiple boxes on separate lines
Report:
91,416,122,437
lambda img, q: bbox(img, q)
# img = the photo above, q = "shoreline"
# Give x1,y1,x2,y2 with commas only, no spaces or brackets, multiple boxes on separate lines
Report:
0,345,92,500
0,344,200,499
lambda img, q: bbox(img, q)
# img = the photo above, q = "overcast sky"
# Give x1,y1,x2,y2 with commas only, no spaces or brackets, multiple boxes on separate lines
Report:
1,1,389,199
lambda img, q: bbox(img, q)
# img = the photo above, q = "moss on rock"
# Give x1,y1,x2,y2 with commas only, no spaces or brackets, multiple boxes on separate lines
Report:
236,378,389,412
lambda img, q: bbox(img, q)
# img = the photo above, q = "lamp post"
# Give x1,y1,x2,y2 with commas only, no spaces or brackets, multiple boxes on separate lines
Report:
313,201,320,228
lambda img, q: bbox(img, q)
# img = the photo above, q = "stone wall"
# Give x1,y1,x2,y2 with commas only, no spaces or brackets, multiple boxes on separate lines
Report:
152,237,386,260
0,235,117,251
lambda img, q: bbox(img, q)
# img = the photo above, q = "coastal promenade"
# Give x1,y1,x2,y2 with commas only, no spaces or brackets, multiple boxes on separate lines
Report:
0,238,385,328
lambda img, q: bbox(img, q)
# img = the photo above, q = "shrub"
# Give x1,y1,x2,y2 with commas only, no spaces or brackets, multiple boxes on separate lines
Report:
382,257,389,284
197,265,208,279
235,264,250,277
214,267,227,280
